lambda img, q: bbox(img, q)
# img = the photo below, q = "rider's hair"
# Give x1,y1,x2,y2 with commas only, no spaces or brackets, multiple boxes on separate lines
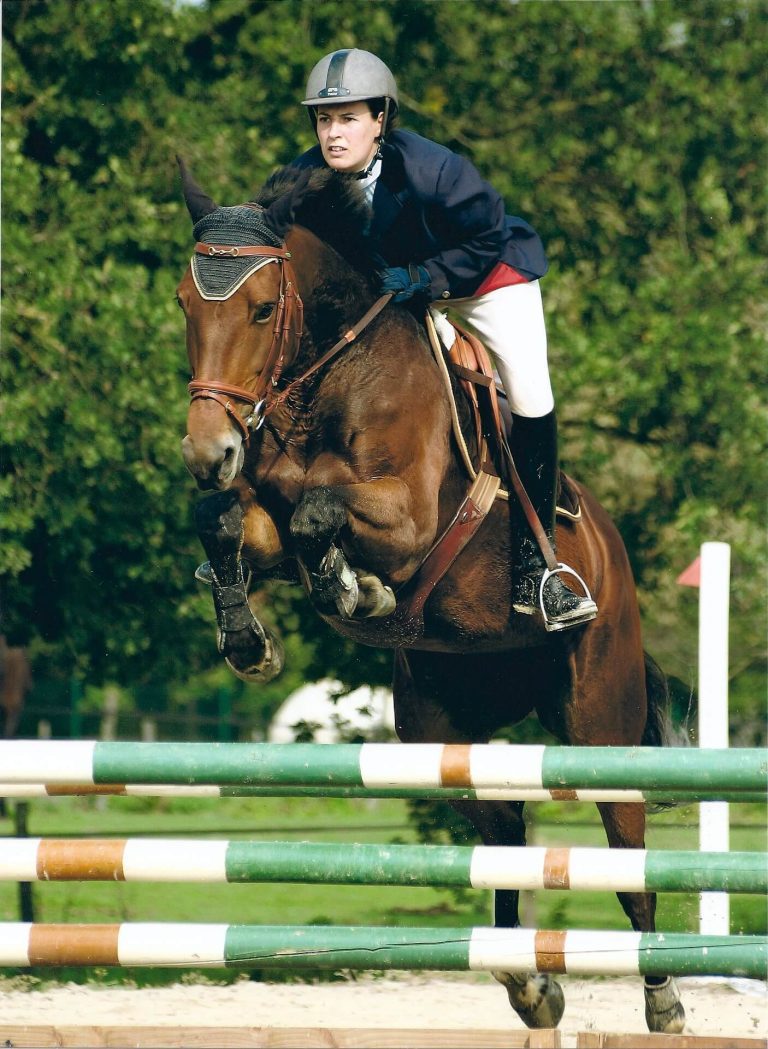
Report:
364,97,399,133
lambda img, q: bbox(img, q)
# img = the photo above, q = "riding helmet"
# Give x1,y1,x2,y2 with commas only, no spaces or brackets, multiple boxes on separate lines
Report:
302,49,398,111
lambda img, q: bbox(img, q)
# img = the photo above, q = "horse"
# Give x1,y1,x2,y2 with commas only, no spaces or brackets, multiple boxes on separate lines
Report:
0,635,32,818
175,163,685,1035
0,635,31,741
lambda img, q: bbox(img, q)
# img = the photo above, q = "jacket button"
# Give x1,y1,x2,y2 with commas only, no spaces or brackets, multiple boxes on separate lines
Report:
441,290,451,299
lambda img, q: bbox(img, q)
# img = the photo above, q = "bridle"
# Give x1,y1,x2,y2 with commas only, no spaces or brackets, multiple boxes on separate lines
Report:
188,242,304,443
187,239,391,444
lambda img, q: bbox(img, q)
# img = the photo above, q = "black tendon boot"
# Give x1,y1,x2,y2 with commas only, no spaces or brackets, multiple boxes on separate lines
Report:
507,411,598,631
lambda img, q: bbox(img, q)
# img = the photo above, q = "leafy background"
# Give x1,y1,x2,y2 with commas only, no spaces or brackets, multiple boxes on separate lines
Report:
1,0,765,738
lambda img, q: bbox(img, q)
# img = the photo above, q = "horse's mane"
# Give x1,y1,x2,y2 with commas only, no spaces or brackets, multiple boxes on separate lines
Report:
253,166,376,278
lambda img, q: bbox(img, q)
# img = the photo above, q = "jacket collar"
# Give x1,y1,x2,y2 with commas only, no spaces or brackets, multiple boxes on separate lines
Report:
370,141,410,239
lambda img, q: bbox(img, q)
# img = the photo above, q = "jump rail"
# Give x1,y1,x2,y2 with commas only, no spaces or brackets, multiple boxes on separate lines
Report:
2,782,765,803
1,923,764,979
2,840,765,895
0,741,765,792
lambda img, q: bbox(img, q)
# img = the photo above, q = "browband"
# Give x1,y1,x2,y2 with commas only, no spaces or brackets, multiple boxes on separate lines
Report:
194,242,292,259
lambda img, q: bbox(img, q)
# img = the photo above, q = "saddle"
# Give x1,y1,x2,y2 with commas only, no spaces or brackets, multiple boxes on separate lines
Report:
426,311,581,521
393,314,581,627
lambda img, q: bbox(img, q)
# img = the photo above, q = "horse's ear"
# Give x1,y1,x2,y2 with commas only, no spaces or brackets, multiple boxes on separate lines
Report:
263,167,316,239
177,155,218,222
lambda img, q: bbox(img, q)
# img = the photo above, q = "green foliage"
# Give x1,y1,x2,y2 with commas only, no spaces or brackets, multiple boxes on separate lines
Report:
2,0,765,713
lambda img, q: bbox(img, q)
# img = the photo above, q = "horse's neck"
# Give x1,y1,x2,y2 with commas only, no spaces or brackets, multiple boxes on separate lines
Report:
286,227,376,349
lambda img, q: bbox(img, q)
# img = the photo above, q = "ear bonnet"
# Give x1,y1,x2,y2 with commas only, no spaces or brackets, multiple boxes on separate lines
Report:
192,205,284,301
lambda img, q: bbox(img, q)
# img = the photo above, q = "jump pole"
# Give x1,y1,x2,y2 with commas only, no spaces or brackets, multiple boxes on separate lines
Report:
0,742,764,791
2,782,765,803
1,839,765,894
1,923,764,979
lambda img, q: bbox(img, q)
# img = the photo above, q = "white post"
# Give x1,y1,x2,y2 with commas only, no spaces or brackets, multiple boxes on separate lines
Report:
697,541,731,935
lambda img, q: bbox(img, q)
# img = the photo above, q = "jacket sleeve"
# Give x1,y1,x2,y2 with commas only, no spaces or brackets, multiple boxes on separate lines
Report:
417,151,508,300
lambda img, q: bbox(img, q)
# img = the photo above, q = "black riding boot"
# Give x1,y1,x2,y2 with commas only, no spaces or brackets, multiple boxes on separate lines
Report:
507,411,598,631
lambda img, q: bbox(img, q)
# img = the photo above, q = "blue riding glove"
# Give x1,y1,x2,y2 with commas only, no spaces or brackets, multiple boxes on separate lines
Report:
379,264,431,303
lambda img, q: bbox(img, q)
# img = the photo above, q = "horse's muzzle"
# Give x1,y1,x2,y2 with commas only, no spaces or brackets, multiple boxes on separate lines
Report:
181,432,244,490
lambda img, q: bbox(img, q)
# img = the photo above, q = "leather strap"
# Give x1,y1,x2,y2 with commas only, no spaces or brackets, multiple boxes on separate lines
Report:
395,467,501,622
195,242,293,259
266,293,393,414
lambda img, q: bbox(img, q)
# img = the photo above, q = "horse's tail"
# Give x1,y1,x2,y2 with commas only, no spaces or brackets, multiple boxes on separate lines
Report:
641,650,686,748
642,651,693,813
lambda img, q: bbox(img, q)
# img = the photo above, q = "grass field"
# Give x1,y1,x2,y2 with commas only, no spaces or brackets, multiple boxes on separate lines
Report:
1,794,764,986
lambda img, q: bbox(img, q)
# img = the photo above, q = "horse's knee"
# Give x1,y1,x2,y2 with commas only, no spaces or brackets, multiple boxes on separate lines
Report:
290,487,346,560
194,489,243,547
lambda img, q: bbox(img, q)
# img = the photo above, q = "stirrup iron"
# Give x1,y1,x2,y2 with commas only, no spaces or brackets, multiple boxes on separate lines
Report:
540,563,597,632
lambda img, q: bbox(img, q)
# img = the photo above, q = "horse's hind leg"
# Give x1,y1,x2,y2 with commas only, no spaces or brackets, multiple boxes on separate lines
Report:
449,799,566,1030
393,650,565,1030
194,490,284,682
597,801,685,1034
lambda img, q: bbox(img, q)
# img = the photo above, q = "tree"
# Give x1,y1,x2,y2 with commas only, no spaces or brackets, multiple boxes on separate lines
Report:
2,0,764,716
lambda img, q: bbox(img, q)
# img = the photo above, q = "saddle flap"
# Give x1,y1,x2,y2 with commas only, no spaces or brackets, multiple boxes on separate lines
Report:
446,321,504,459
427,311,581,522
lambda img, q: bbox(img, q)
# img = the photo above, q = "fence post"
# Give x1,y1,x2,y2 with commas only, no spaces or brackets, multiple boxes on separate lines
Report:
14,801,34,923
697,541,731,935
218,686,234,742
69,676,82,739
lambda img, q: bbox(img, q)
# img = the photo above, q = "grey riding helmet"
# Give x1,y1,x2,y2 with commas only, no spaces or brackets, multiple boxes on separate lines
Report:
302,49,398,128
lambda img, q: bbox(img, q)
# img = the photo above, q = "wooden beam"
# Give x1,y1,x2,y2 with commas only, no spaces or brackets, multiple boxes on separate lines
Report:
0,1026,561,1048
576,1032,765,1049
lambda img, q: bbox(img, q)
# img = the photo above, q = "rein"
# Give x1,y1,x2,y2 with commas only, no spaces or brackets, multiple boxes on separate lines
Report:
188,239,391,442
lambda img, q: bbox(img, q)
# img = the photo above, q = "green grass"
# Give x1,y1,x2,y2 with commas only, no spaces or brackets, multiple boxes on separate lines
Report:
1,795,764,986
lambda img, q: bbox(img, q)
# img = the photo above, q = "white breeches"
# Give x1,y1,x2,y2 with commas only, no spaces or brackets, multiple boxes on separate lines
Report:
445,280,554,418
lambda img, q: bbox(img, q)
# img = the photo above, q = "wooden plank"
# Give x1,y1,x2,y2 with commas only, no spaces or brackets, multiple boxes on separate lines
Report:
0,1025,561,1048
576,1032,766,1049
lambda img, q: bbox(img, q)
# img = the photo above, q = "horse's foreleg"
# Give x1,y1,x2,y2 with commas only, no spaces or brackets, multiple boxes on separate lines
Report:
597,801,685,1034
290,479,426,618
194,489,284,682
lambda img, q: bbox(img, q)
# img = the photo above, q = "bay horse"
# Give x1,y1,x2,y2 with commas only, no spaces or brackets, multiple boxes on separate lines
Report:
0,636,31,741
176,163,684,1034
0,635,32,817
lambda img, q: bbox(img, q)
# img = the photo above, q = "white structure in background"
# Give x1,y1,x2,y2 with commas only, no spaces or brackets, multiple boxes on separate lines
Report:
697,542,731,935
268,679,395,743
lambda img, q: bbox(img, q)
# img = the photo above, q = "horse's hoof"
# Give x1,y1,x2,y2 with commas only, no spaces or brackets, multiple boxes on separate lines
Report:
644,977,685,1033
356,574,396,618
492,970,565,1029
225,636,284,683
309,545,359,618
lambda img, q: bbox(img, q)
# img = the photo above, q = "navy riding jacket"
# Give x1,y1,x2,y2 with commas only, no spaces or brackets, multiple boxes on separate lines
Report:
292,129,548,301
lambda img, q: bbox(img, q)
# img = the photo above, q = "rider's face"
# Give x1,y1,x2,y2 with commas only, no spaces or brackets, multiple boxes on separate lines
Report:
316,102,384,173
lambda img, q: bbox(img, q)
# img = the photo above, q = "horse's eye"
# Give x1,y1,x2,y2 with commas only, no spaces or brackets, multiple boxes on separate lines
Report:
175,294,185,310
255,303,275,323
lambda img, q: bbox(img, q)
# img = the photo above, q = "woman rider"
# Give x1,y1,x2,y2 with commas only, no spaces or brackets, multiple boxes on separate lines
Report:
293,48,597,632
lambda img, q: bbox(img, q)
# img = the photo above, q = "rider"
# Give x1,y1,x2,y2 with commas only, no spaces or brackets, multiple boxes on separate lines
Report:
293,48,597,632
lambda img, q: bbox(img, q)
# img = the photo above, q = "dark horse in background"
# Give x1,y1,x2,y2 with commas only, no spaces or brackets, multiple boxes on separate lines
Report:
0,636,31,741
176,164,685,1034
0,635,32,817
